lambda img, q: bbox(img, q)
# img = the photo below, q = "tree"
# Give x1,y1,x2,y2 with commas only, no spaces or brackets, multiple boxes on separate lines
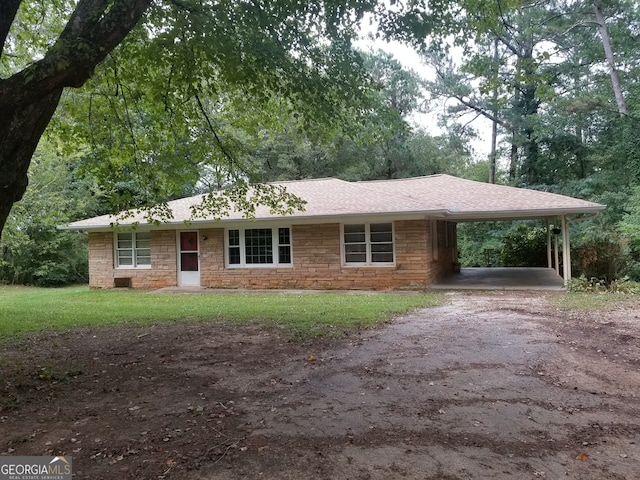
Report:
424,1,568,183
0,137,98,285
0,0,385,237
593,0,627,115
1,0,152,237
422,0,640,186
2,0,525,239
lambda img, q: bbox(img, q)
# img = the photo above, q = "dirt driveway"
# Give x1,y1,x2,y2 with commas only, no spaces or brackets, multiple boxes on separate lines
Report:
1,291,640,479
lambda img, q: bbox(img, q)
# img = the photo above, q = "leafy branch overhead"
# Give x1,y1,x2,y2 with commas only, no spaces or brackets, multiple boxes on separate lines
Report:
191,184,308,220
1,0,531,237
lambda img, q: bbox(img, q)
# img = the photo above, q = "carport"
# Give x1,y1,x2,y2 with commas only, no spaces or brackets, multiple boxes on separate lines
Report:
416,177,606,289
433,267,565,290
444,214,602,289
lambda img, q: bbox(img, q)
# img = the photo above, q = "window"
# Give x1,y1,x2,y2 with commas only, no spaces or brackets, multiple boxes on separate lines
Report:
115,232,151,268
343,223,394,265
227,227,292,267
278,227,292,264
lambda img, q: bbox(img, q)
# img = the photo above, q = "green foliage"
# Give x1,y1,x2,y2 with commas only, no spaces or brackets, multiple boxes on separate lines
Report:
572,235,624,282
421,0,640,191
458,222,504,267
0,286,443,340
242,50,470,183
362,50,421,117
617,186,640,280
609,277,640,294
0,139,97,286
458,221,548,268
249,126,476,184
500,224,548,267
568,275,640,294
47,1,390,213
568,275,607,293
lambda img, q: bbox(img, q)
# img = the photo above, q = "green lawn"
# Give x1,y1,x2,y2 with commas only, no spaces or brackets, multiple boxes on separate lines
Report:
555,291,640,311
0,286,443,340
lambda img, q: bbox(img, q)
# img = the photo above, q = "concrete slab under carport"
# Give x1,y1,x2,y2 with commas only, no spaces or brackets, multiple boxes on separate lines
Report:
433,267,565,291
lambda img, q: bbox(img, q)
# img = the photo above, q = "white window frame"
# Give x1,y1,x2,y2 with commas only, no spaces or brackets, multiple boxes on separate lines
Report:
114,231,151,269
225,226,293,268
341,222,395,267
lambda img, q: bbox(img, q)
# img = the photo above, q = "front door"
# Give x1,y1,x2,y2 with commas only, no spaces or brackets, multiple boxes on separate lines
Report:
178,231,200,286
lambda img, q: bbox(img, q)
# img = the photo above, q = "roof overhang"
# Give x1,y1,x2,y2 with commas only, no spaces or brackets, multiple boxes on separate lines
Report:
59,210,449,232
445,206,606,222
60,175,607,232
60,205,605,232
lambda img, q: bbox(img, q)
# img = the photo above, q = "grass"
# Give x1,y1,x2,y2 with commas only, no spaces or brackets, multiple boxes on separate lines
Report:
0,285,443,340
554,291,640,311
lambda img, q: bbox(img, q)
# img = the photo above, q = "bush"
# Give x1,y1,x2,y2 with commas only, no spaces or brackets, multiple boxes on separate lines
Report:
0,227,88,287
0,138,94,287
568,275,640,294
573,239,621,282
500,224,548,267
608,277,640,294
568,275,607,293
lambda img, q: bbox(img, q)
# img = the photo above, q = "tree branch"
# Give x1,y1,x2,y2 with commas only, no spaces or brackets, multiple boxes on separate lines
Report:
194,93,237,172
593,0,627,115
452,94,511,130
0,0,152,108
0,0,22,60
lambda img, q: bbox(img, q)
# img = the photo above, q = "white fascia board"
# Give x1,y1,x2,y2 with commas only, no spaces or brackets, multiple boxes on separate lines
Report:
445,206,605,222
59,210,450,231
58,206,603,231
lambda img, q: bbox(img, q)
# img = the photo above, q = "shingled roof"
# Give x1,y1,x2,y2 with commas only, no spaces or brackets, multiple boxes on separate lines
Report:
63,174,605,230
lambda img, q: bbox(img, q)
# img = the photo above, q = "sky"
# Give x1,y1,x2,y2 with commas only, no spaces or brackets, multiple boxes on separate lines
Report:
354,33,494,160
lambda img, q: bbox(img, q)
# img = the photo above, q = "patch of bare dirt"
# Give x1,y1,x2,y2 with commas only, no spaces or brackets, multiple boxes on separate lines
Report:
1,291,640,479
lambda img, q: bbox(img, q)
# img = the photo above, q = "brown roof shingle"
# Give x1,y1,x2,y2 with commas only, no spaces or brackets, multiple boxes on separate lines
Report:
63,175,604,230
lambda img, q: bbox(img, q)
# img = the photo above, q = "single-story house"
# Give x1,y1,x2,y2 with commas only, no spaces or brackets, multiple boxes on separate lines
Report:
62,174,605,290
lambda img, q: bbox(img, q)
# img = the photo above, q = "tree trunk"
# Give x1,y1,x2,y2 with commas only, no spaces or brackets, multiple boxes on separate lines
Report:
515,40,540,184
509,138,518,180
593,0,627,115
0,0,153,239
489,38,499,185
0,91,64,235
0,0,21,58
489,119,497,184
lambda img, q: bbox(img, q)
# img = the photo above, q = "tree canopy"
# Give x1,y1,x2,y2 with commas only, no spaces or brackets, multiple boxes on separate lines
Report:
3,0,640,285
1,0,497,237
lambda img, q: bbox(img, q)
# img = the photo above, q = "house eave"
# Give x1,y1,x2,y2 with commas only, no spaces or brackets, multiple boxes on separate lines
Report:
59,209,452,232
59,205,603,232
445,206,605,222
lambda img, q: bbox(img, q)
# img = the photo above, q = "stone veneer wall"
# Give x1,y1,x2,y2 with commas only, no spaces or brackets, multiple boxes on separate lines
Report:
88,219,457,289
88,231,177,289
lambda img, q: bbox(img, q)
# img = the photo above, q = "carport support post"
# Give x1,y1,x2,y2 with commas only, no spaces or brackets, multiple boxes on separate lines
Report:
554,224,560,275
561,215,572,287
546,219,552,269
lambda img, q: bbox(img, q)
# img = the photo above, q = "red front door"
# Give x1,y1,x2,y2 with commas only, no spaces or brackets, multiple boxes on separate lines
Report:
178,231,200,286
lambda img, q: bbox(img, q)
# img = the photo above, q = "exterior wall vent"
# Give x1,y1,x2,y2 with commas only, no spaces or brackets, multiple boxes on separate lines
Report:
114,277,132,288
